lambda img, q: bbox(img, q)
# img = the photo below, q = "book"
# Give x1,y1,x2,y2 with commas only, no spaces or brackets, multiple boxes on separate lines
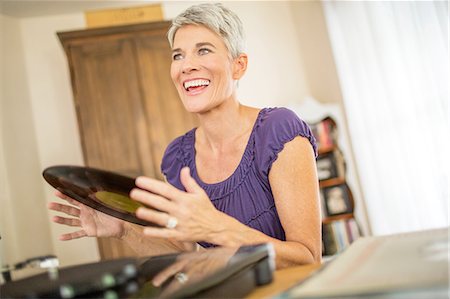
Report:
310,117,337,151
322,223,338,256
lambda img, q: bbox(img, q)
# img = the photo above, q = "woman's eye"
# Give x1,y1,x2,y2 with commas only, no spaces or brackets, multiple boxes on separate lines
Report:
198,48,211,55
172,53,183,61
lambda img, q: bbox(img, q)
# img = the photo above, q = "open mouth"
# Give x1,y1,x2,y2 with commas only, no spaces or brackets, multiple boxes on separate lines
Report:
183,79,210,92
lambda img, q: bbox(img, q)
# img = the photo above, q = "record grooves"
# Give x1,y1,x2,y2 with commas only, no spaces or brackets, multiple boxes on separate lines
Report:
43,165,157,226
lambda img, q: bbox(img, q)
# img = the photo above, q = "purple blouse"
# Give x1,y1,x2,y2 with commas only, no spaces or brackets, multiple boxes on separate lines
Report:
161,107,317,247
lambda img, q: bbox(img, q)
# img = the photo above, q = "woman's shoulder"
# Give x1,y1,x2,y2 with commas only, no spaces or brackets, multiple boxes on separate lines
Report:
262,106,298,118
167,128,195,150
161,128,196,173
257,107,308,132
253,107,317,175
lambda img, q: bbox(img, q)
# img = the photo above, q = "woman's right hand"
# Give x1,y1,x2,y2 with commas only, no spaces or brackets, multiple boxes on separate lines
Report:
48,190,125,240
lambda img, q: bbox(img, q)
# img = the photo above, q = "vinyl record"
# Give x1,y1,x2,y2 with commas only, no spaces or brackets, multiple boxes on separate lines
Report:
43,165,156,226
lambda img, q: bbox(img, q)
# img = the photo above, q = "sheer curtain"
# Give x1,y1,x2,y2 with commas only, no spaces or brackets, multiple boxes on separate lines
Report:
322,1,448,235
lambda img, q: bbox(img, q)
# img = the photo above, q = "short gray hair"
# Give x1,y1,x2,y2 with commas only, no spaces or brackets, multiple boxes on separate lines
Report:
167,3,245,59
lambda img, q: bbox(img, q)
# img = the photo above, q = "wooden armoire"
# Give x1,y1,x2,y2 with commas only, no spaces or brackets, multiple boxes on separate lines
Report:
58,21,197,259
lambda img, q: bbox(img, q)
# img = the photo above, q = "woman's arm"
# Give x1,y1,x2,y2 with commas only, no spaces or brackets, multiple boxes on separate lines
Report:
120,222,197,256
266,136,322,267
196,136,322,268
132,136,321,268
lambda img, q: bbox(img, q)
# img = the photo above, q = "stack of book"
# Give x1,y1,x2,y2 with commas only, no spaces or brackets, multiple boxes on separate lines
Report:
322,218,361,256
310,117,337,152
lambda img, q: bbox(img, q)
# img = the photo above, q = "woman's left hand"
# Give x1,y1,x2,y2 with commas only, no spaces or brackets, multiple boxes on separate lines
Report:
130,167,225,243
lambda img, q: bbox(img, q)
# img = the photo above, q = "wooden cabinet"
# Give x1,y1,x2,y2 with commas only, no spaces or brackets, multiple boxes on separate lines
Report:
310,117,361,256
58,21,197,259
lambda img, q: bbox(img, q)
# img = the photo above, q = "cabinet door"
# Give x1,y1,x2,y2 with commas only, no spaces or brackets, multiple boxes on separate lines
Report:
70,37,153,177
59,22,196,259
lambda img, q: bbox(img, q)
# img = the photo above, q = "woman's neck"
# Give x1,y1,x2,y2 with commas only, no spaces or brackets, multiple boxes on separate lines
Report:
195,102,257,153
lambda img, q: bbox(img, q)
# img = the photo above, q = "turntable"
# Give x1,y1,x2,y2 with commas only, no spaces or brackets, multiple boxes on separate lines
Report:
1,244,275,298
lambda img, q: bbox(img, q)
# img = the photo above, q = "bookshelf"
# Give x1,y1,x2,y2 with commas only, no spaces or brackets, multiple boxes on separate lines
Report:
310,116,361,257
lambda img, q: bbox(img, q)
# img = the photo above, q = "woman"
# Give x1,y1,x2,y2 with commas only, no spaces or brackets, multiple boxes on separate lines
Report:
49,3,321,269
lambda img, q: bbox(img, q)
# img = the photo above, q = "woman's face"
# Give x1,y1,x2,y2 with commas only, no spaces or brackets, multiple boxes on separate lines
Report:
170,25,243,114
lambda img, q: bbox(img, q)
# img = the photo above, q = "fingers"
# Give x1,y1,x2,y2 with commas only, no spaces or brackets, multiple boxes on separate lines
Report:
180,167,203,194
135,207,172,227
48,202,81,217
51,191,89,241
52,215,81,227
133,167,201,205
54,189,70,201
54,190,80,207
135,176,184,202
130,189,176,213
152,259,188,287
59,230,87,241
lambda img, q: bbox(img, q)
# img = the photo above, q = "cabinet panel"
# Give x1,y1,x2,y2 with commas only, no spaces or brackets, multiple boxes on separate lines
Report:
70,38,153,177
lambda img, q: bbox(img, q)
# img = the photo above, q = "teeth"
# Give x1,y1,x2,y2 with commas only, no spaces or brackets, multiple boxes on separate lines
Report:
184,79,210,90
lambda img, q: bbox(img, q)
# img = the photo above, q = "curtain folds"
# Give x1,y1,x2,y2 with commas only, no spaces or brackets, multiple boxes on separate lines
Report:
322,1,448,235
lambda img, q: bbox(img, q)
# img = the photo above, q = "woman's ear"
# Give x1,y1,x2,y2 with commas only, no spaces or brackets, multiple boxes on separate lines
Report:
232,53,248,80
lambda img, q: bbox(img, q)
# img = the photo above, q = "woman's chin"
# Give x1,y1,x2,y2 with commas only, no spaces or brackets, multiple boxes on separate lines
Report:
181,102,208,114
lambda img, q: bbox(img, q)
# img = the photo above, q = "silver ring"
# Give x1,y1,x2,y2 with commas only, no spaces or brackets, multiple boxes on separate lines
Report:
165,216,178,229
174,272,188,284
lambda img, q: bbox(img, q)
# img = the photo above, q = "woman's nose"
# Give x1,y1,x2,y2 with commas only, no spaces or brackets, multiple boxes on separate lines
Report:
181,55,200,74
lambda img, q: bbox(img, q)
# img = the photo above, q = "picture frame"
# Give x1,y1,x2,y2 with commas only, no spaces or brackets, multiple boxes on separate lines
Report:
316,150,346,181
322,183,353,216
316,152,338,181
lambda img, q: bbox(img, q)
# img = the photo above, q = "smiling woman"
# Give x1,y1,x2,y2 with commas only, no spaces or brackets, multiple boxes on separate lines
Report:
169,24,247,113
47,2,322,269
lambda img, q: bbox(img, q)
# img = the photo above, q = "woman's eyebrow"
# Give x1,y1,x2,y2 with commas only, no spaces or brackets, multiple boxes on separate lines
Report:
172,42,216,53
196,42,216,48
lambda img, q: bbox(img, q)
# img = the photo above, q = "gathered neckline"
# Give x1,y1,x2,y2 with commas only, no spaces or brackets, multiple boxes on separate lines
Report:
180,108,269,200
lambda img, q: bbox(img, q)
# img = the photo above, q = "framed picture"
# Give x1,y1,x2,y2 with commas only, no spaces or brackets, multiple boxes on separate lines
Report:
322,183,353,216
316,152,338,181
317,150,346,181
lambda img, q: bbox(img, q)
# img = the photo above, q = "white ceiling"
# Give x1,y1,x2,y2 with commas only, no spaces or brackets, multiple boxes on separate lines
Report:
0,0,159,18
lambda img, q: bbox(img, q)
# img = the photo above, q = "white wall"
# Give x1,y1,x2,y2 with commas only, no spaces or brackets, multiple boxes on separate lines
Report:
1,1,362,267
19,12,102,267
147,1,311,107
226,1,310,106
1,14,54,266
290,1,343,104
0,14,9,267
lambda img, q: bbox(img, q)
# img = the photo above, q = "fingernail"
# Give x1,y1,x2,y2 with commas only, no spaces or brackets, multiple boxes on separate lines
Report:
152,279,161,287
129,188,138,198
135,207,144,216
135,176,148,186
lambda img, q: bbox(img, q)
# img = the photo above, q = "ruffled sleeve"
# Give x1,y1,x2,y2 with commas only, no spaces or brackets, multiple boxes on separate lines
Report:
160,132,192,191
255,107,317,177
